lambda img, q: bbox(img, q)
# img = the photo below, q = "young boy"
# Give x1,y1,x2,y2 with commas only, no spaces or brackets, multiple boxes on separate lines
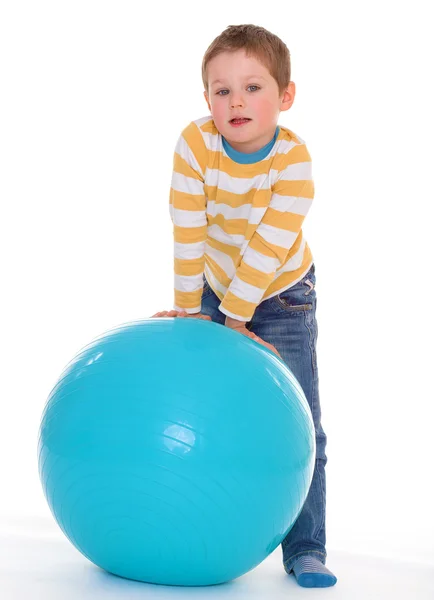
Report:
152,24,337,588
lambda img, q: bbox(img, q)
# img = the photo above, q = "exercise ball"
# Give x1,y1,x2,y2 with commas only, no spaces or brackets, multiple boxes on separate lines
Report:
38,318,315,586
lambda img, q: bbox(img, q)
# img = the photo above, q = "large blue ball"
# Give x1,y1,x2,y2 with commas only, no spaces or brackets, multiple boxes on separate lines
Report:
38,318,315,586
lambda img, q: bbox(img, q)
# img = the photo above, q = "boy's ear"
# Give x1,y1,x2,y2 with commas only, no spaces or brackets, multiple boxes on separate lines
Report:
280,82,296,112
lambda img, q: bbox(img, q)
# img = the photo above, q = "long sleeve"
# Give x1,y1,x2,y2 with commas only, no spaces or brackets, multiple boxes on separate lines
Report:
169,130,207,313
219,142,314,321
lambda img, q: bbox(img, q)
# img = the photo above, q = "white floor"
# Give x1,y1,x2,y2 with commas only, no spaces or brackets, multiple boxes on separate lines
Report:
1,517,433,600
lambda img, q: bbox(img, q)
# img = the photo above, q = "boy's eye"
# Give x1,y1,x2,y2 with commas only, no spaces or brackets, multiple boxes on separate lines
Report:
216,85,260,96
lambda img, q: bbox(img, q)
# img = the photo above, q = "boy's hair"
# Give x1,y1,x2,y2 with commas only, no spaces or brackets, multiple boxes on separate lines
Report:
201,24,291,98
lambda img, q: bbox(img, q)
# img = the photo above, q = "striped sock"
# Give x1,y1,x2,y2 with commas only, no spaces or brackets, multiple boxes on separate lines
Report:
291,556,337,588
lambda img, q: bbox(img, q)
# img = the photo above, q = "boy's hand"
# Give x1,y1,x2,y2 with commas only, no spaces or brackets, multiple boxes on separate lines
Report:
225,316,282,358
151,310,211,321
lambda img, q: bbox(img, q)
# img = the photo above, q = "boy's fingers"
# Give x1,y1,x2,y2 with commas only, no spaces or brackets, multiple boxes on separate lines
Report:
243,330,282,358
184,313,212,321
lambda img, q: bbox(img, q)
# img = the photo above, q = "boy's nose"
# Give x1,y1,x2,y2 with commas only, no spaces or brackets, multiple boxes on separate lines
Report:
230,94,244,108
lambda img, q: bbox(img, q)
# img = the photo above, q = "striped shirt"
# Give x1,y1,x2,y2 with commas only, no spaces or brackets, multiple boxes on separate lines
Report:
169,115,315,322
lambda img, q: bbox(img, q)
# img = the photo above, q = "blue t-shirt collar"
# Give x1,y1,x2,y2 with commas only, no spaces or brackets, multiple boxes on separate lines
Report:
222,126,280,164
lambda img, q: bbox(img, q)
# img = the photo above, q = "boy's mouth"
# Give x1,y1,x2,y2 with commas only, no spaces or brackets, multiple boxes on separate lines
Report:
229,118,252,127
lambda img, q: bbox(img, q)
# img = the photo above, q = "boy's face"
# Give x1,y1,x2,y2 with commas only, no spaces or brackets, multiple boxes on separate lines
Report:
204,49,295,153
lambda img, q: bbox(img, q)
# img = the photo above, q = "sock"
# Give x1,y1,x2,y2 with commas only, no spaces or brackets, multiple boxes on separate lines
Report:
291,556,337,588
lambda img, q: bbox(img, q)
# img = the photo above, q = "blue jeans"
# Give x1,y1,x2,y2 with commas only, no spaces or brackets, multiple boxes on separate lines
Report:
200,263,328,572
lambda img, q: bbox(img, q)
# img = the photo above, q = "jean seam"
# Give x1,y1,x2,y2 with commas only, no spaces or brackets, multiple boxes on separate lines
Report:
305,304,318,384
304,304,325,542
313,459,326,541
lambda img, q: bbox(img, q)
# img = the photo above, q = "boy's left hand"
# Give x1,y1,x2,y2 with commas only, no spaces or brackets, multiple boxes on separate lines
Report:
151,310,211,321
225,316,282,358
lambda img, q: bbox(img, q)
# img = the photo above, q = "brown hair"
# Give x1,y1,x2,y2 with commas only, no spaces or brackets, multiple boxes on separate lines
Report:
202,24,291,98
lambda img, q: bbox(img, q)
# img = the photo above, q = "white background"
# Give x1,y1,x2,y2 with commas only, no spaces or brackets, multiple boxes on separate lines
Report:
1,0,433,597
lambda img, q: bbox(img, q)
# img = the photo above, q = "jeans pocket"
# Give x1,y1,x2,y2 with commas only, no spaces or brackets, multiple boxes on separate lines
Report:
274,268,316,313
275,296,314,313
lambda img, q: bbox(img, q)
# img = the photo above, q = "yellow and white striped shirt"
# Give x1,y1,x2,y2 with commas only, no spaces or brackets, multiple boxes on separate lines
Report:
169,115,315,322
